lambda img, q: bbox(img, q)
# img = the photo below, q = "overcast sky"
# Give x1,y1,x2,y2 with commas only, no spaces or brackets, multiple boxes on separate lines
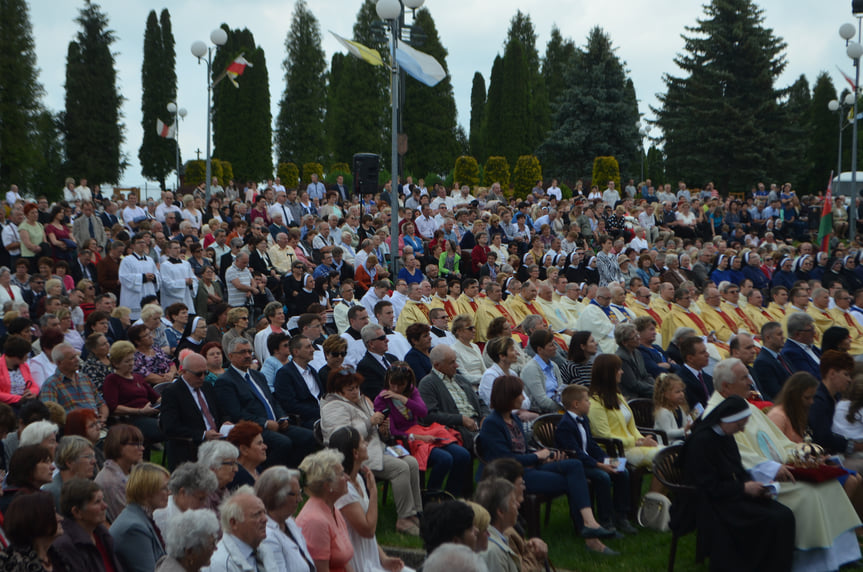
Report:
28,0,861,190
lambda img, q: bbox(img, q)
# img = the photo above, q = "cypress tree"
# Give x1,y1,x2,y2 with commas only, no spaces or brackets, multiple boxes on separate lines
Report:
538,27,639,182
469,72,486,161
542,26,577,111
0,0,43,192
324,0,390,165
30,111,64,200
212,26,272,183
777,75,811,189
653,0,789,193
402,8,459,176
807,73,839,190
275,0,327,166
64,2,125,185
483,40,530,168
138,9,177,190
504,11,549,153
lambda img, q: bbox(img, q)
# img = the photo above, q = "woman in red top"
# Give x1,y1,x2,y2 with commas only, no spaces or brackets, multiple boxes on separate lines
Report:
471,231,490,275
0,336,38,406
45,205,76,262
102,341,162,444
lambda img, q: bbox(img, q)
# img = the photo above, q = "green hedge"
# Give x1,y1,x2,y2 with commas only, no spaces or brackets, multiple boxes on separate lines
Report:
483,156,510,187
277,163,300,189
512,155,542,198
592,156,621,193
454,156,480,188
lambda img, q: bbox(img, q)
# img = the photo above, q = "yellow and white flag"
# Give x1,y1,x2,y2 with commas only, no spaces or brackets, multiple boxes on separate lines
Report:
330,31,383,67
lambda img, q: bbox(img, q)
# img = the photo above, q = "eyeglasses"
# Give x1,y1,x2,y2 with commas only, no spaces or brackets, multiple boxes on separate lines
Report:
220,461,238,467
186,370,205,377
329,351,347,358
373,335,388,342
123,441,145,448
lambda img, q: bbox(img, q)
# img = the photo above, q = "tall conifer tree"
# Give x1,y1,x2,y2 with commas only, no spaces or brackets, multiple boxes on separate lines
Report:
0,0,43,191
808,73,839,191
64,2,125,184
469,72,486,160
324,0,390,165
653,0,789,193
275,0,327,166
212,26,272,183
402,8,458,176
538,28,639,182
139,9,177,190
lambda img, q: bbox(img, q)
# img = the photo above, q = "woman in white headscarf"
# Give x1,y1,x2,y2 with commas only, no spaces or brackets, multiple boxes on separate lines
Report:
175,316,208,358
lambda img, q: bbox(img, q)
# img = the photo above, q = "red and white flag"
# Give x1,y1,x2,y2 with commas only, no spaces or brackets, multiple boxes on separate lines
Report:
224,54,253,88
156,118,175,139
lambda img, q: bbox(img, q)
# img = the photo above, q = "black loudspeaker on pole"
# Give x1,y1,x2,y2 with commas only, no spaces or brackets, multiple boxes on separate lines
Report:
353,153,381,198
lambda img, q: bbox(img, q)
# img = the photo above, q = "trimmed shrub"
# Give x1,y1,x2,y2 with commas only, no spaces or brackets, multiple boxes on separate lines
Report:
454,156,480,188
512,155,542,199
183,160,206,187
329,162,350,175
277,163,300,189
560,183,572,199
592,156,621,193
301,162,324,185
483,156,511,187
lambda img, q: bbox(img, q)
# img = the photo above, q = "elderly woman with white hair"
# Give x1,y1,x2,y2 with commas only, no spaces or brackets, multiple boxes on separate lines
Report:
153,461,219,533
197,439,240,512
155,508,221,572
19,419,58,457
255,466,316,571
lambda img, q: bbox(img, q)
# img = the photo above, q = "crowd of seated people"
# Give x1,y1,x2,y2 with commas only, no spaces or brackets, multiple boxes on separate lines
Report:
0,177,861,569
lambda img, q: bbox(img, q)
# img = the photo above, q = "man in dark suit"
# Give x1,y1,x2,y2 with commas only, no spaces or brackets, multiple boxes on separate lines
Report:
356,323,398,401
273,335,324,429
70,249,97,285
675,335,713,410
753,321,792,400
419,344,487,452
555,384,633,533
214,337,318,468
99,200,121,229
780,313,822,380
94,293,127,342
159,353,226,470
333,175,351,204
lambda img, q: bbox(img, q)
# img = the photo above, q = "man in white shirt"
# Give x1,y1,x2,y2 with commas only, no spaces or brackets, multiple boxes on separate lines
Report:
207,489,275,572
546,179,562,201
74,178,92,202
415,204,438,240
429,308,457,348
361,281,389,324
312,222,336,251
602,181,620,209
2,207,22,265
272,177,286,194
341,305,370,367
5,185,22,207
268,192,295,226
388,279,409,324
155,191,182,223
159,240,196,312
224,252,258,307
637,204,658,243
121,193,148,231
430,186,456,212
119,233,161,319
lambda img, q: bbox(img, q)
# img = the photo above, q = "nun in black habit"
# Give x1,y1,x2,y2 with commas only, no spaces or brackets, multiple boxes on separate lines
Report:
682,395,795,572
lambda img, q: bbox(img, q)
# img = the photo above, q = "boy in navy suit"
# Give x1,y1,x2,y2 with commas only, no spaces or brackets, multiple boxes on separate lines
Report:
556,385,635,534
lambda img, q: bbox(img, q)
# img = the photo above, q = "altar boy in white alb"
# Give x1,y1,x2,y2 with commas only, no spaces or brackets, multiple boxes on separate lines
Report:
119,233,162,320
159,240,197,313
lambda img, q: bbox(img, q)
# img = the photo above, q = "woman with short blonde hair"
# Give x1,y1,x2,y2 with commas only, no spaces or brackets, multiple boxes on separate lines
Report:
112,462,170,572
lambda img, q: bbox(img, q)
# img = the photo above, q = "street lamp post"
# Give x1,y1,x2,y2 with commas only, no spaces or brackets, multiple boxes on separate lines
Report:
166,102,187,192
376,0,424,278
841,18,863,241
828,92,856,183
191,28,228,200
